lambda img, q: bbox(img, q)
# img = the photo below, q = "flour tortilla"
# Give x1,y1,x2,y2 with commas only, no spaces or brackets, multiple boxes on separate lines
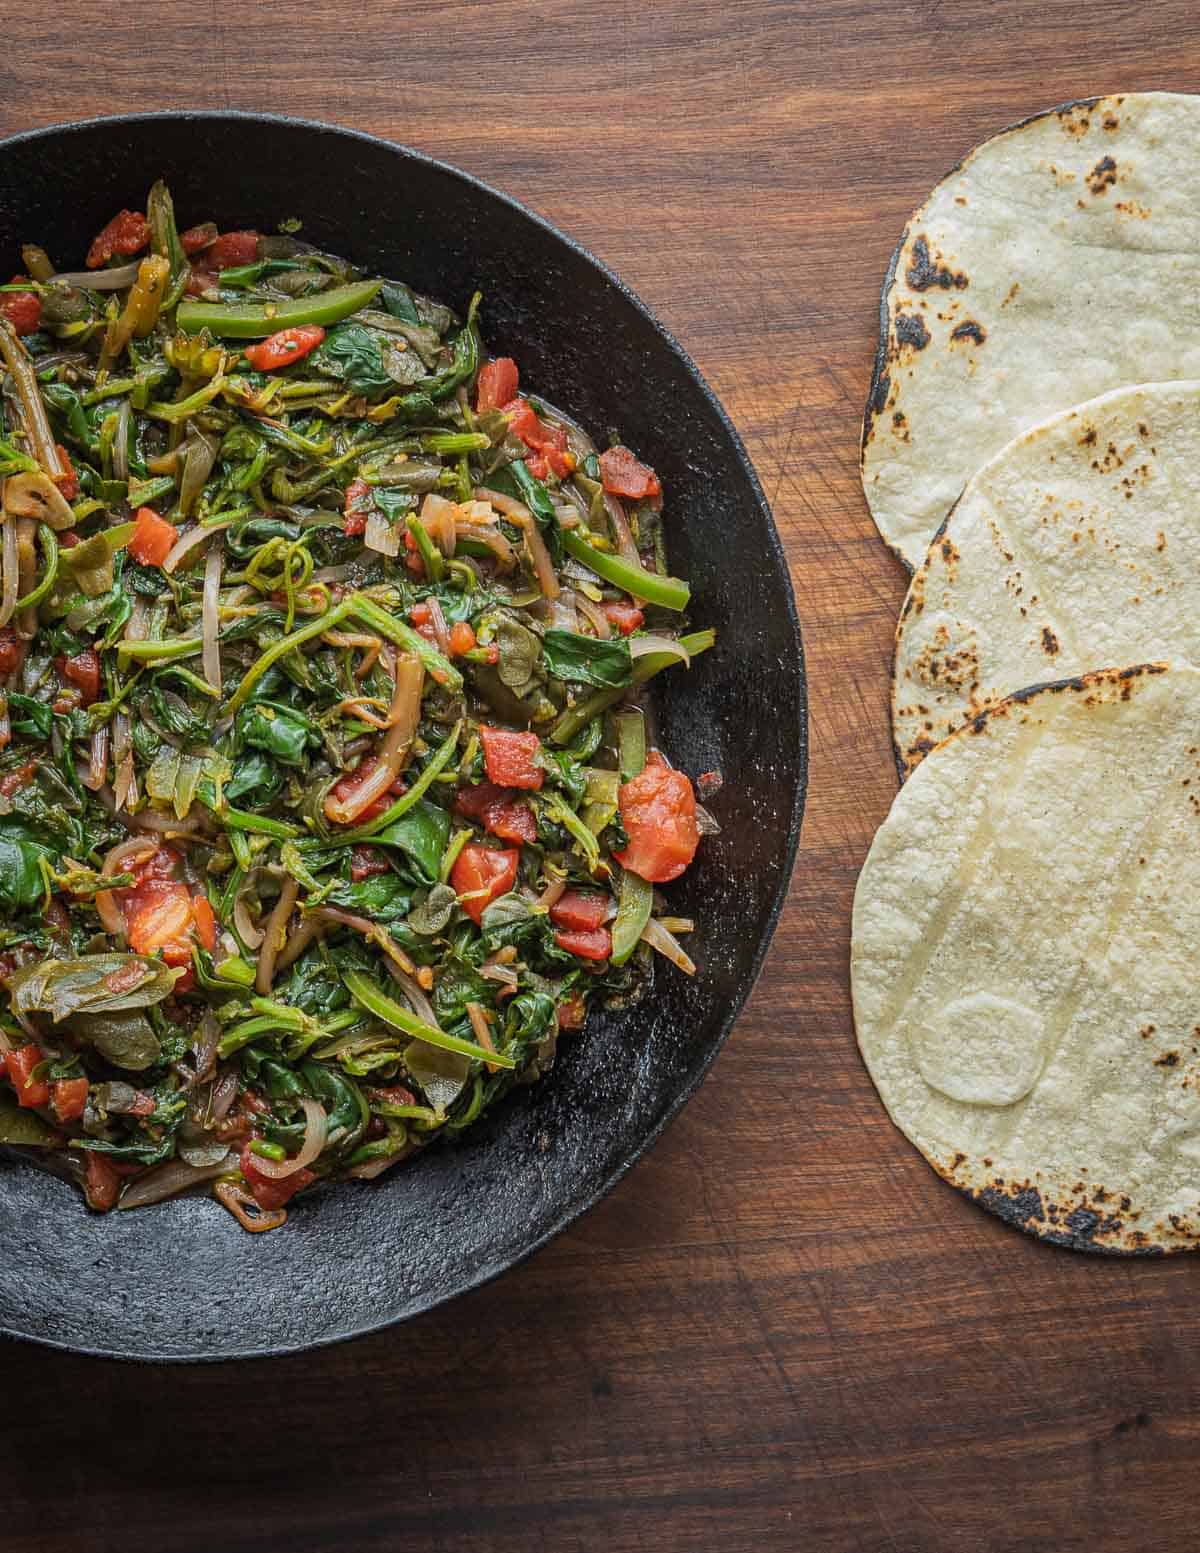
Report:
892,380,1200,775
862,92,1200,570
853,663,1200,1253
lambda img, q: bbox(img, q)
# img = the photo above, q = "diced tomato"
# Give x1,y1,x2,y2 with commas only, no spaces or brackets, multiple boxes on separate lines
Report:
550,890,611,932
350,846,390,883
128,506,179,567
185,266,217,298
0,626,23,677
128,1091,156,1118
599,445,662,501
505,398,565,452
58,530,81,549
454,781,538,845
479,726,543,791
602,601,645,636
84,1151,122,1212
52,1076,89,1124
556,992,587,1030
553,926,612,961
244,325,325,372
343,478,371,537
327,756,406,824
451,843,519,925
525,452,548,480
86,209,150,269
45,898,70,938
109,845,212,968
56,648,101,706
1,280,41,336
126,884,194,964
614,751,699,883
239,1144,314,1211
0,760,36,798
4,1044,49,1109
53,445,79,501
448,621,476,657
191,894,217,953
180,222,217,255
476,357,520,413
208,231,260,270
408,601,438,640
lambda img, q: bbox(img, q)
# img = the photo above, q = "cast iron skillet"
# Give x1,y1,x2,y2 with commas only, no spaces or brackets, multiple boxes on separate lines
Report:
0,112,806,1361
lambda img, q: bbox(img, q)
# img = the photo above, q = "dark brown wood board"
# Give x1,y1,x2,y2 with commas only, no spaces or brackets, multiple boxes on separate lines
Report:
2,3,1200,1548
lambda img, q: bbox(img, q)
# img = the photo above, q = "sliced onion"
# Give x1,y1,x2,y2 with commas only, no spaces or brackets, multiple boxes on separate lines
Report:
382,956,440,1026
128,808,206,836
630,633,690,668
315,905,419,977
425,595,450,656
546,589,579,632
0,518,19,630
694,804,722,837
641,916,696,976
178,430,218,518
274,914,322,974
418,493,458,558
248,1097,327,1180
453,520,516,570
537,877,567,910
163,519,231,576
3,470,74,529
125,595,150,640
118,1150,238,1210
112,398,131,483
202,543,222,691
603,491,639,565
364,508,401,556
255,877,299,994
50,264,141,290
480,960,519,991
0,701,10,751
575,593,612,639
233,890,265,951
83,725,109,792
95,836,157,935
215,1179,288,1232
323,654,422,825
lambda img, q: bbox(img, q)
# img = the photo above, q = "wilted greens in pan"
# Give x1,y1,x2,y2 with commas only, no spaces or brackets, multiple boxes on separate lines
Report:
0,187,715,1230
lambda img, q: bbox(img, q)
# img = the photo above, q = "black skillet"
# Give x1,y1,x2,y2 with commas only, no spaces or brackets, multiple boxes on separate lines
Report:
0,113,806,1360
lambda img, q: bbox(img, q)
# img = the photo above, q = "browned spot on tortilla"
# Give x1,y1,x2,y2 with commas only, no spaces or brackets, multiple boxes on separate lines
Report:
1115,200,1151,219
950,319,987,346
1041,627,1060,656
894,312,931,352
1155,1052,1180,1068
1001,282,1020,307
1078,424,1098,447
1103,114,1120,130
1087,155,1118,194
905,234,968,292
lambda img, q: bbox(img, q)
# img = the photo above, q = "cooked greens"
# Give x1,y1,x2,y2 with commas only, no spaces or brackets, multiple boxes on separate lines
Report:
0,188,713,1231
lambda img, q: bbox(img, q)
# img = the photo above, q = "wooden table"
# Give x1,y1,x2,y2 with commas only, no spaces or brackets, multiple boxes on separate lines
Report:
4,4,1200,1548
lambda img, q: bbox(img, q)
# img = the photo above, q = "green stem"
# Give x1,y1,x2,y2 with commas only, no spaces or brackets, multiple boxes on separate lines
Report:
610,868,653,965
117,636,203,665
14,524,58,610
333,722,461,844
177,279,383,338
559,526,689,611
346,593,461,692
343,969,513,1068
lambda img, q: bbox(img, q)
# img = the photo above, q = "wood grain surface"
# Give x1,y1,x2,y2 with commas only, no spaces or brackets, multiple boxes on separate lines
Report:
3,4,1200,1549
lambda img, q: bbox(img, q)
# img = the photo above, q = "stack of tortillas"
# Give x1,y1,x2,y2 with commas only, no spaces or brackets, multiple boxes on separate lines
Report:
853,92,1200,1253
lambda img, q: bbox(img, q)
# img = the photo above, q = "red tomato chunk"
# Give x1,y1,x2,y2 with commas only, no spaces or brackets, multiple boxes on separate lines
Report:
613,752,699,883
451,843,519,925
479,726,543,790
